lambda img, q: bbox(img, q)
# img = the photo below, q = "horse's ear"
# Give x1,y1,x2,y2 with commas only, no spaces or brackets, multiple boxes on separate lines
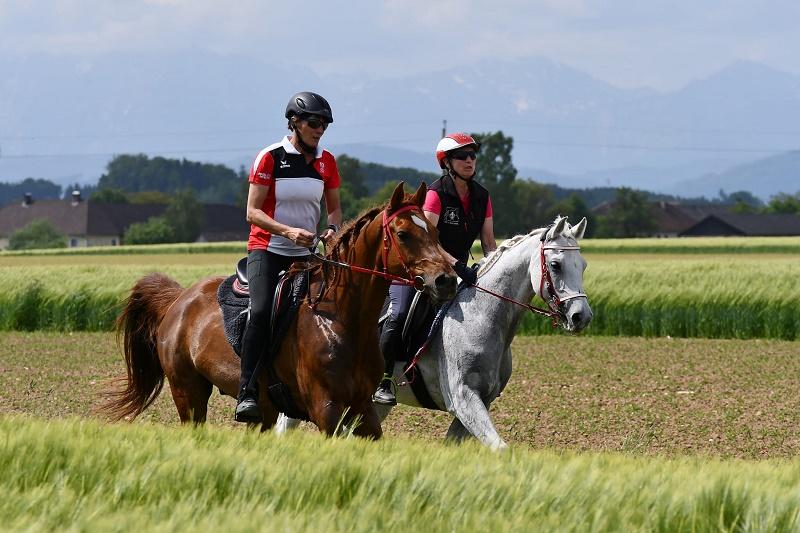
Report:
389,181,406,212
548,216,567,239
569,217,587,240
411,181,427,207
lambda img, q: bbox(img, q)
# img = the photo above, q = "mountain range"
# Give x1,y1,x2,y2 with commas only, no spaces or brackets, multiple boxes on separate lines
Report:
1,52,799,199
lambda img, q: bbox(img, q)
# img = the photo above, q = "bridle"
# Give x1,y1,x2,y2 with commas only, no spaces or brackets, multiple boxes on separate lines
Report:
470,233,587,327
308,205,427,295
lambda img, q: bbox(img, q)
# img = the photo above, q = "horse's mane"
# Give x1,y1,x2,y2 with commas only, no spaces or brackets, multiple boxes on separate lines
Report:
326,204,384,263
476,228,544,276
325,197,422,264
476,215,572,276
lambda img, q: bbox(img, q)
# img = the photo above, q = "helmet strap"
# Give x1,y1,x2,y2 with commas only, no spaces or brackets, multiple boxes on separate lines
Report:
290,120,318,157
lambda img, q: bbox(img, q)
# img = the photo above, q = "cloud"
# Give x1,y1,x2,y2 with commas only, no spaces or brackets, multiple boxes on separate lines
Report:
1,0,799,90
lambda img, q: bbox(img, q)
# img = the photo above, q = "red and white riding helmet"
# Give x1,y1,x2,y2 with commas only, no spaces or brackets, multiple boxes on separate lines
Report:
435,132,481,169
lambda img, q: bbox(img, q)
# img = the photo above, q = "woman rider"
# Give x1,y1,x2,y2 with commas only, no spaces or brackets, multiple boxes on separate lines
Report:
236,91,342,423
373,132,497,405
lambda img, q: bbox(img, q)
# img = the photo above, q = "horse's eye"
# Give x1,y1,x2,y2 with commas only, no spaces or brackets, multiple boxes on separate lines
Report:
549,260,561,271
396,230,409,242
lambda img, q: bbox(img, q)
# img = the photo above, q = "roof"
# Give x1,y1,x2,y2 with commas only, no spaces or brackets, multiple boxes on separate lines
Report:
680,213,800,236
592,200,730,234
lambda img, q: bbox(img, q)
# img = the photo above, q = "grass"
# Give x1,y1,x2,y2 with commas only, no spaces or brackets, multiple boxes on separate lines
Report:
1,240,799,338
3,332,800,459
2,416,800,531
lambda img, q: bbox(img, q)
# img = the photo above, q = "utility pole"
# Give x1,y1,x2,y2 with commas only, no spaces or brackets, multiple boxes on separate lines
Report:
441,119,447,138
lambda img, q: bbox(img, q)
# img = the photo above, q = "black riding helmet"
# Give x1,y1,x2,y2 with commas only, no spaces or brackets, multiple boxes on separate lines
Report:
285,91,334,123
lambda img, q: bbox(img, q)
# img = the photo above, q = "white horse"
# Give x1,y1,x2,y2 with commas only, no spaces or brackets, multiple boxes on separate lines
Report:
275,216,592,449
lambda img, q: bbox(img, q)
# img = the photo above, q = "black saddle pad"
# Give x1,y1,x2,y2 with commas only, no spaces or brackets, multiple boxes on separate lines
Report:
217,271,310,357
217,275,248,356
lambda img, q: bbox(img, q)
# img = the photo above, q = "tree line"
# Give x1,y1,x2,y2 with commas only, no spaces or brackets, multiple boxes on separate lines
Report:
5,132,800,248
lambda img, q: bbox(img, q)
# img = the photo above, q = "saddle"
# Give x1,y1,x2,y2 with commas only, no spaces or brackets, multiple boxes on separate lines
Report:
217,257,312,420
379,287,460,411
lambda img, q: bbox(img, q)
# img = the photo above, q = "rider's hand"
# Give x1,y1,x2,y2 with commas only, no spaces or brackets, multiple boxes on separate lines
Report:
285,227,315,247
453,261,477,285
321,229,335,243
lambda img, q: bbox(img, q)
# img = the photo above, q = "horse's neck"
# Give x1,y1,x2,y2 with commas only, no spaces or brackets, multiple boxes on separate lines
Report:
480,236,537,303
330,215,388,327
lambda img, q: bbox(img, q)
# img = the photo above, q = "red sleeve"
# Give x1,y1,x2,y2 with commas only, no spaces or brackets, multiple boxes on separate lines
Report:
321,152,340,189
423,190,441,215
485,196,493,218
249,150,274,186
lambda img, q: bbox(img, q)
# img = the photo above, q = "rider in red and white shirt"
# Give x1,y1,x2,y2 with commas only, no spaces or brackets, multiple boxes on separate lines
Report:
236,91,342,423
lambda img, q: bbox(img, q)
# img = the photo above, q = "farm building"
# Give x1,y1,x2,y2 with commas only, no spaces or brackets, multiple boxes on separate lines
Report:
679,213,800,236
0,192,248,249
591,201,729,237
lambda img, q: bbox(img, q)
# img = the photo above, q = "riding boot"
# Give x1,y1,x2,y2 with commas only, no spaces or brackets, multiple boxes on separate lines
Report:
373,314,405,406
235,322,266,423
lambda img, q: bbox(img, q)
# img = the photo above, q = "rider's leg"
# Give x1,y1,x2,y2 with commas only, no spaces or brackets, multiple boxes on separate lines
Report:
373,283,415,405
236,250,296,423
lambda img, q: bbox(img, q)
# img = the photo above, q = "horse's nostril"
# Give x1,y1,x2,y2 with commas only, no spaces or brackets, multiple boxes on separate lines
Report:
571,312,582,325
435,274,456,290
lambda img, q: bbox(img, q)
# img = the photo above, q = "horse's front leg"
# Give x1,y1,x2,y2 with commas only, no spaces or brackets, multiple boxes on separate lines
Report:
447,380,507,450
352,403,383,440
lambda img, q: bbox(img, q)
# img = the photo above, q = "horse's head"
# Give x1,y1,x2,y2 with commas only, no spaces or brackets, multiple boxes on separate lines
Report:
384,182,457,304
533,216,593,332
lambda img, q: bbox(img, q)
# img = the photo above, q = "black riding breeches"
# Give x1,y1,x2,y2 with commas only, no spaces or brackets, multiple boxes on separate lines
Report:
239,249,308,396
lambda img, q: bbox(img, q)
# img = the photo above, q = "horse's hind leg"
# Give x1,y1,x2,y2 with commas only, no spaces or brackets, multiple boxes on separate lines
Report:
167,375,213,424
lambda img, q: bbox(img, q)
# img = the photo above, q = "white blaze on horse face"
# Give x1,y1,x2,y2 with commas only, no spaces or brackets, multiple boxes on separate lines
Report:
411,215,428,232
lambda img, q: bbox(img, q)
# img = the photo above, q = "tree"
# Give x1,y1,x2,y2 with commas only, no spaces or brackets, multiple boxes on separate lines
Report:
472,131,517,236
123,217,175,245
764,192,800,214
595,187,657,237
90,188,129,203
8,219,66,250
545,193,595,237
337,154,369,198
164,189,204,243
507,180,555,234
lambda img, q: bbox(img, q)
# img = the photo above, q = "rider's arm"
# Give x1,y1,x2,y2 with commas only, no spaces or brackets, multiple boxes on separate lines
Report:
246,183,314,247
324,187,342,228
480,217,497,257
480,197,497,256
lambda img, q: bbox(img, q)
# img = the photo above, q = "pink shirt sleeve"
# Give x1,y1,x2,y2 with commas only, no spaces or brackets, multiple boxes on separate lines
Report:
423,189,441,215
485,196,493,218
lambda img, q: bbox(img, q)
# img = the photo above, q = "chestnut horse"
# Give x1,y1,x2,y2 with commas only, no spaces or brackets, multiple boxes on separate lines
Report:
101,183,457,438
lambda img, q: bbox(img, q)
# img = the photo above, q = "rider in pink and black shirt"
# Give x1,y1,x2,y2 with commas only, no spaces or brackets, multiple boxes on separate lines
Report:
373,132,497,405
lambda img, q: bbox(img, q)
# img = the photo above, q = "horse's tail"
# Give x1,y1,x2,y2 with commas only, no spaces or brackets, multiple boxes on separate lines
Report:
99,273,183,421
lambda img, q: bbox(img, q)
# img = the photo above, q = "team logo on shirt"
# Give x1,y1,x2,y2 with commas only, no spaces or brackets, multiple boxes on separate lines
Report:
318,161,325,174
279,158,291,169
443,207,460,225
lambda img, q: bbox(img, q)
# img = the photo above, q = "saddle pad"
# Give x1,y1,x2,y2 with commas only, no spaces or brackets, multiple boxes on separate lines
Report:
217,275,249,356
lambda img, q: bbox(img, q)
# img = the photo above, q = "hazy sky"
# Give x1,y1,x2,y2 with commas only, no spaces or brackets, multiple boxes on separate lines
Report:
2,0,799,90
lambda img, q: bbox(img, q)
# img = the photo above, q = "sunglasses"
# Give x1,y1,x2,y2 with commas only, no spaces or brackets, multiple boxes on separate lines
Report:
303,116,329,131
450,149,477,161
